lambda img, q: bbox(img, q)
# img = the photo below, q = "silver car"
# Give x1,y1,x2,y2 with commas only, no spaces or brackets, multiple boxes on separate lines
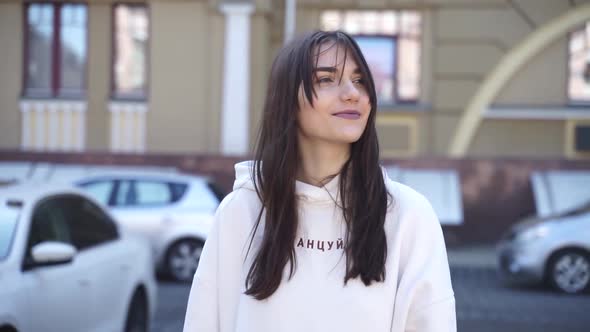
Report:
75,171,223,282
497,202,590,294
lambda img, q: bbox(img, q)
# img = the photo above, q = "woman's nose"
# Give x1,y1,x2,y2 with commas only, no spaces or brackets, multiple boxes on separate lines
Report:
340,80,361,102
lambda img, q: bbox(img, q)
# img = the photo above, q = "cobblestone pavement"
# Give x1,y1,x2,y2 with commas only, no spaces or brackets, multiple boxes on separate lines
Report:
152,266,590,332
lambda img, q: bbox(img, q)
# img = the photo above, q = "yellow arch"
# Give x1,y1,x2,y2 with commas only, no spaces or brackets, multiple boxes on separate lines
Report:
449,3,590,157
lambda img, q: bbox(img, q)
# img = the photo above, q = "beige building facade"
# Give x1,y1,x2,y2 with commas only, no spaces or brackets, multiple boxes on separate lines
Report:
2,0,590,159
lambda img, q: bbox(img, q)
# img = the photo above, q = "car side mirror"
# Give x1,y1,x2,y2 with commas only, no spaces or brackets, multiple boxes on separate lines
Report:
28,241,77,269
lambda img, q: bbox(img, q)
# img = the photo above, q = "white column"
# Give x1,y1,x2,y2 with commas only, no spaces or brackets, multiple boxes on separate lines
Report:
110,103,121,152
75,102,85,151
47,103,59,151
34,103,45,151
284,0,296,44
62,105,73,151
136,104,147,153
219,2,254,155
123,107,135,152
20,102,32,150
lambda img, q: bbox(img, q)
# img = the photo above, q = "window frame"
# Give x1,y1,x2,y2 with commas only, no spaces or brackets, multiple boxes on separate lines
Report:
22,1,89,99
110,2,151,101
321,10,423,107
567,24,590,106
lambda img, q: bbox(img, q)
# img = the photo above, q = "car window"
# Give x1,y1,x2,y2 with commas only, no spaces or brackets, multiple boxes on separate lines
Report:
170,182,188,203
134,181,172,205
27,198,73,251
79,180,115,205
61,196,118,250
115,180,133,206
0,201,21,261
207,181,225,203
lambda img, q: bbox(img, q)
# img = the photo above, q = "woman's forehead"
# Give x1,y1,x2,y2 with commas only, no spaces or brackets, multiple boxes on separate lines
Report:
314,42,359,70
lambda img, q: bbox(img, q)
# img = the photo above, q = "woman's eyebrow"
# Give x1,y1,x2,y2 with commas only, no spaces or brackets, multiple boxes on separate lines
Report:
313,67,362,74
314,66,337,73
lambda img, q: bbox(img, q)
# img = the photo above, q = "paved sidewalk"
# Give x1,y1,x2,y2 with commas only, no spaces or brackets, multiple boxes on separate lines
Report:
447,245,497,269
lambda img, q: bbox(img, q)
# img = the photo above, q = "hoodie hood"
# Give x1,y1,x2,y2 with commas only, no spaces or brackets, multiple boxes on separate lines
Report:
233,161,341,204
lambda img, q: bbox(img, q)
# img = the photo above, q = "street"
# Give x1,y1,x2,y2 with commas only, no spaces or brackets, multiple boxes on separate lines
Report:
151,264,590,332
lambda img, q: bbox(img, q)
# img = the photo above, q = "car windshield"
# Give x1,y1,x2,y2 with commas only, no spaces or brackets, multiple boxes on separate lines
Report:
0,201,21,261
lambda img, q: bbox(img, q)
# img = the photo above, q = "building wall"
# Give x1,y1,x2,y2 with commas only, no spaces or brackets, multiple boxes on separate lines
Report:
1,0,590,159
148,0,221,153
86,2,111,151
0,3,22,149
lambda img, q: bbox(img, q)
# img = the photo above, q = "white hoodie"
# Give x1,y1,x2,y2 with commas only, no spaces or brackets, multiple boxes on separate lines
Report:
183,161,456,332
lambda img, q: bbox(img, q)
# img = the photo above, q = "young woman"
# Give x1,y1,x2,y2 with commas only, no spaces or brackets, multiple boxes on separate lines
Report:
183,30,456,332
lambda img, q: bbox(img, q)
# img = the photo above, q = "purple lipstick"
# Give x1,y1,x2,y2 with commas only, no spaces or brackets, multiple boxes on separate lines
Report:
332,110,361,120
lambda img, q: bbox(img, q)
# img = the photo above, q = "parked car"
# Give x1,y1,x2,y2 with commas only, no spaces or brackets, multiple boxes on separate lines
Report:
497,201,590,294
0,183,157,332
73,171,224,282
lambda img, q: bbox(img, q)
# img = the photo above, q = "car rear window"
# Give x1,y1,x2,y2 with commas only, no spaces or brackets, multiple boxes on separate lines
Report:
170,182,188,203
207,182,226,203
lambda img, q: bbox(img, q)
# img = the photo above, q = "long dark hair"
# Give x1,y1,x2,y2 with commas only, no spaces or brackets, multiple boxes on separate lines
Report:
246,31,390,300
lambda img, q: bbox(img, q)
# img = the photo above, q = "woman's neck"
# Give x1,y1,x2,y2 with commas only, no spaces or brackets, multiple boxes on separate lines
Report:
296,137,350,187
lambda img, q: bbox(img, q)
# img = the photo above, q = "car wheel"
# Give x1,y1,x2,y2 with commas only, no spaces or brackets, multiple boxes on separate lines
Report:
124,289,148,332
166,239,205,282
547,249,590,294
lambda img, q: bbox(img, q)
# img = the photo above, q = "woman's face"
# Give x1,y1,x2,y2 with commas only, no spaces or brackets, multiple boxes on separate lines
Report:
296,42,371,147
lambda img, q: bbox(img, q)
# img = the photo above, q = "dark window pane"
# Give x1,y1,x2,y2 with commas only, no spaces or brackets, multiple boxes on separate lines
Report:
207,182,226,203
113,5,149,99
62,196,117,250
169,182,188,203
59,4,87,96
26,3,54,95
26,198,74,266
575,125,590,151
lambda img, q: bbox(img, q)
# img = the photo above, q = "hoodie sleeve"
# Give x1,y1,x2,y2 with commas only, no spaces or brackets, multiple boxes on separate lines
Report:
182,204,222,332
392,190,457,332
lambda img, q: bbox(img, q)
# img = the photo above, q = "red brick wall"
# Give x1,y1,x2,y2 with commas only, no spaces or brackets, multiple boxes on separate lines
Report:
2,150,589,245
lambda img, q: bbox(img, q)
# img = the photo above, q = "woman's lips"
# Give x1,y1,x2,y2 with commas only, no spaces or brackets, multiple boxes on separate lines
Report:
332,111,361,120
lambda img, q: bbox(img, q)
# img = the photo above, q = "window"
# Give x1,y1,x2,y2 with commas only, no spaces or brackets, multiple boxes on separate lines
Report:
62,196,118,249
114,180,174,206
29,199,72,248
135,181,171,205
24,2,87,98
569,23,590,103
321,10,422,105
112,3,149,100
78,180,116,205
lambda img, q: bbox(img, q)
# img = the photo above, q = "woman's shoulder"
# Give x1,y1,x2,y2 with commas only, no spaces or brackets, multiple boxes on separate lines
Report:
217,186,262,217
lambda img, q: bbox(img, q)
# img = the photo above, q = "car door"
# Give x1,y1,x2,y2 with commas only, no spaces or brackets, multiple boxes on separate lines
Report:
22,196,90,332
62,195,131,331
110,179,175,245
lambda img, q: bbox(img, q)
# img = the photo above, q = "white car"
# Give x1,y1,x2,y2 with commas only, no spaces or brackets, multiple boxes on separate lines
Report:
74,171,223,282
0,184,157,332
497,201,590,294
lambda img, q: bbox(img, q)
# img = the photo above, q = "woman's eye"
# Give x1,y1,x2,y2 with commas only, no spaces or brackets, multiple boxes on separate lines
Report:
317,77,334,84
353,78,365,85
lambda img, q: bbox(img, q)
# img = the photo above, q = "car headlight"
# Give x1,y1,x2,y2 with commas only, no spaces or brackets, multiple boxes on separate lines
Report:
515,225,549,243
